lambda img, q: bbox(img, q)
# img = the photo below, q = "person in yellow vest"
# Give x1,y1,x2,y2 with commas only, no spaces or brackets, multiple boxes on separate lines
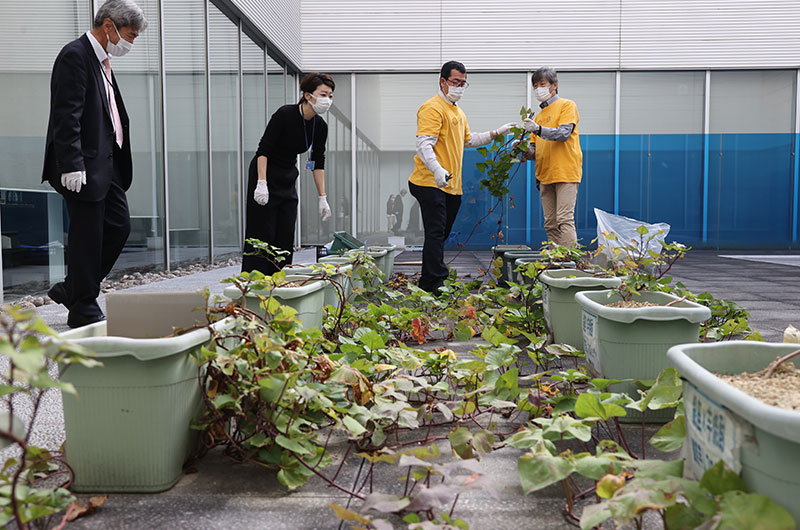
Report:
408,60,517,293
521,67,583,247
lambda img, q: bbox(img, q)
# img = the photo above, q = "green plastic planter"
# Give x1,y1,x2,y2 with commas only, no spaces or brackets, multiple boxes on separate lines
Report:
57,317,234,492
347,248,388,286
667,341,800,521
540,269,621,349
491,245,531,284
513,258,578,284
319,255,364,291
501,251,540,285
283,263,353,310
224,275,325,330
368,244,397,282
575,289,711,423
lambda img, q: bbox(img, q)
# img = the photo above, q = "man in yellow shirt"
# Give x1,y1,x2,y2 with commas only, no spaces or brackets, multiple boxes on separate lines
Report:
408,60,516,293
522,67,583,246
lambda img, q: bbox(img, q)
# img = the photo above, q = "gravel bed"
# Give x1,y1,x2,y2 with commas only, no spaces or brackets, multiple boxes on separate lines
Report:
3,257,241,312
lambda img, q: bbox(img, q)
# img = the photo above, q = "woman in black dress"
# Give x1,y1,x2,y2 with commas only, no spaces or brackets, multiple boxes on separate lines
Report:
242,72,334,275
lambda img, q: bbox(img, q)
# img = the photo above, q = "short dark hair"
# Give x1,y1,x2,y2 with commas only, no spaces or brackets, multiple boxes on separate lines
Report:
440,61,466,80
532,67,558,88
299,72,335,104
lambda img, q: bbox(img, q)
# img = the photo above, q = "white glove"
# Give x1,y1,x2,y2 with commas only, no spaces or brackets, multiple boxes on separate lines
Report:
318,195,331,221
522,118,541,135
254,179,269,205
494,122,517,137
61,171,86,193
433,166,450,188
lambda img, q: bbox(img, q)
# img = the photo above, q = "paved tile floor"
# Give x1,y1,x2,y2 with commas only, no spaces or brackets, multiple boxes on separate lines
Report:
4,249,799,529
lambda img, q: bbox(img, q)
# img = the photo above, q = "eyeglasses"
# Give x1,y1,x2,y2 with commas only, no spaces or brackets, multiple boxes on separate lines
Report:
446,79,469,88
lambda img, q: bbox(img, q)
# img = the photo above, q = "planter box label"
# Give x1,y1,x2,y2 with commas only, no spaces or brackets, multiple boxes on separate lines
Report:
542,285,552,331
684,381,746,475
581,310,601,375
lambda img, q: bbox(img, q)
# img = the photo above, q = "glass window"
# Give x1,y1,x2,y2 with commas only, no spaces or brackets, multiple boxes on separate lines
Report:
208,2,241,260
164,0,209,266
112,0,165,274
267,55,284,115
355,73,433,245
0,0,91,297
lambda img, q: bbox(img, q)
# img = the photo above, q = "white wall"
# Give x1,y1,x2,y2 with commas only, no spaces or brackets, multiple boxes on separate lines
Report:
301,0,800,72
233,0,302,68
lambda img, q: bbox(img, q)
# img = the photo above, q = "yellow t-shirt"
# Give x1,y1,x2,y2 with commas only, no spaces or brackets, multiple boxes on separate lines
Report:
531,98,583,185
408,95,472,195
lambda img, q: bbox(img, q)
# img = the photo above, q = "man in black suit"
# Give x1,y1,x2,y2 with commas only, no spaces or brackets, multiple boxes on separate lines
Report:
42,0,147,328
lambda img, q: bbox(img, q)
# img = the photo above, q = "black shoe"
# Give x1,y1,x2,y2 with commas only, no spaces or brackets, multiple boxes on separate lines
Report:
47,282,70,308
419,281,444,295
67,312,106,329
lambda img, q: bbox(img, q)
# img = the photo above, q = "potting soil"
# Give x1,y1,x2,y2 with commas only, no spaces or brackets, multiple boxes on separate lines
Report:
606,300,659,309
715,360,800,411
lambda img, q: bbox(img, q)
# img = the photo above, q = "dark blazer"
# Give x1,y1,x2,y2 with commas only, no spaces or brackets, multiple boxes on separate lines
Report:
41,33,133,202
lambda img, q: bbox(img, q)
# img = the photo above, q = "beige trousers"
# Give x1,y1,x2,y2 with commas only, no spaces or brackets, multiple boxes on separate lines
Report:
540,182,579,247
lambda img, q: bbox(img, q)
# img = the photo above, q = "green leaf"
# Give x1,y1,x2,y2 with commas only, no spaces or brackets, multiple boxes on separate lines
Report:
359,330,386,351
589,378,624,391
518,449,575,493
481,326,508,347
454,321,474,342
635,225,650,235
636,368,683,411
575,455,618,480
211,394,236,409
664,503,709,530
275,434,314,455
277,464,312,490
580,502,613,530
699,460,747,496
449,427,474,460
574,393,627,421
485,347,515,371
535,416,593,442
472,430,495,457
633,459,684,479
717,491,795,530
342,416,367,437
649,414,686,452
600,477,680,524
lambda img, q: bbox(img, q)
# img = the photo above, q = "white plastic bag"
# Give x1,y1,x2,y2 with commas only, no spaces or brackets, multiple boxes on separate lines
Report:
594,208,670,264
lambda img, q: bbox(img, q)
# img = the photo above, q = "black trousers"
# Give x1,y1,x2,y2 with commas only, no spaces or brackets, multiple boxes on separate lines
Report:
409,182,461,290
62,170,130,320
242,156,298,275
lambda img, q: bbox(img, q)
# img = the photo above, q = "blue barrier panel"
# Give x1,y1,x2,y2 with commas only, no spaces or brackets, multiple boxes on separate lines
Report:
708,133,793,248
576,134,615,246
619,134,704,245
450,134,794,250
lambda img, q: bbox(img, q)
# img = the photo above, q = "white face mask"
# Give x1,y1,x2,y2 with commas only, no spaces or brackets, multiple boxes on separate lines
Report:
445,85,465,103
310,95,332,114
535,86,553,103
106,22,133,57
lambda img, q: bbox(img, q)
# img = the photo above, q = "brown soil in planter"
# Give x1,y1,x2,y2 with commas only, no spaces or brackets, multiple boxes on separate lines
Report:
715,360,800,411
606,300,659,309
277,282,306,288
